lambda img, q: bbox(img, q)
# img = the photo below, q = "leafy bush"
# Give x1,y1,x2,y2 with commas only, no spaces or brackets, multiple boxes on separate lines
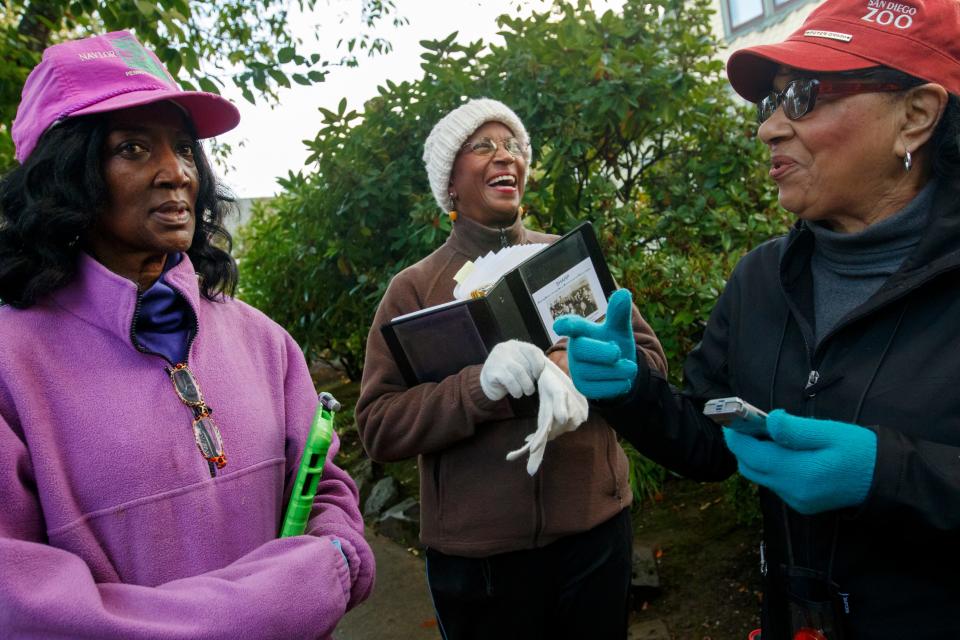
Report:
237,0,791,508
238,0,789,382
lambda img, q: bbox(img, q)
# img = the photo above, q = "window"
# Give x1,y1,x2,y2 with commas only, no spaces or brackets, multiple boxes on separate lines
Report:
722,0,820,38
728,0,764,29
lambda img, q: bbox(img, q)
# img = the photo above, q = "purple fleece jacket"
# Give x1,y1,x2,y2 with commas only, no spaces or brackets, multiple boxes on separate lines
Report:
0,253,374,639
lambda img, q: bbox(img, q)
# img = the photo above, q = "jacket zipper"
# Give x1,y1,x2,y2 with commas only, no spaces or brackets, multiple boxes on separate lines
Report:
759,540,767,576
791,310,818,412
129,286,209,476
779,280,819,572
433,452,443,526
532,469,543,546
604,427,623,507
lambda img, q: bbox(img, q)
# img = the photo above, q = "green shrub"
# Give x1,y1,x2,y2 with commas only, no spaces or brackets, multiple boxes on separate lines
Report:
237,0,791,507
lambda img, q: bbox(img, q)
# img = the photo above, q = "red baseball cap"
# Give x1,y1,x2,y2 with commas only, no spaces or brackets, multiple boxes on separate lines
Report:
727,0,960,102
12,31,240,163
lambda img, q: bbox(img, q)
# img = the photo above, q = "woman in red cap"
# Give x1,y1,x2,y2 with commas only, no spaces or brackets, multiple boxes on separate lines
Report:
556,0,960,637
0,31,373,638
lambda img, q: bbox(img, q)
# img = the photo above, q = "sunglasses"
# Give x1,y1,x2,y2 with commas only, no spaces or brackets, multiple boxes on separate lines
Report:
168,363,226,476
757,77,909,124
461,136,526,157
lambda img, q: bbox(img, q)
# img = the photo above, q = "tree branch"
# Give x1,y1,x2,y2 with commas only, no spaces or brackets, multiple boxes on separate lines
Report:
17,0,63,53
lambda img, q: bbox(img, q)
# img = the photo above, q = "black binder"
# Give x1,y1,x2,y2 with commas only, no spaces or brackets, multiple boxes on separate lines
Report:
380,222,615,386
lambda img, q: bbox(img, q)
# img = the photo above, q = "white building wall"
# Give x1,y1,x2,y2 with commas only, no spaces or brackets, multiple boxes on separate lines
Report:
709,0,825,64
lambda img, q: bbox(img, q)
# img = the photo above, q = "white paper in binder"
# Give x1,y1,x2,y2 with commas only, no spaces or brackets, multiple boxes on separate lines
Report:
452,243,548,301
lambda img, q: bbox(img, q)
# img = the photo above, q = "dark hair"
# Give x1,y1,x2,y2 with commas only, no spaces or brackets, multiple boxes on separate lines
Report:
0,112,238,308
931,94,960,180
827,67,960,180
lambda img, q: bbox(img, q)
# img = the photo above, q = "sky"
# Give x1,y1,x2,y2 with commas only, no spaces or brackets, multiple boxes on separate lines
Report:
216,0,624,199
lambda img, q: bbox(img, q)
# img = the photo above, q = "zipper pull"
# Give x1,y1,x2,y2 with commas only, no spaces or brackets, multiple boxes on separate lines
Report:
805,370,820,390
759,540,767,576
499,226,508,249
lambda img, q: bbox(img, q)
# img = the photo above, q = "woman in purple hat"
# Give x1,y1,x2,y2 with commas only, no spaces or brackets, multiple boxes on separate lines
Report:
0,31,373,638
556,0,960,637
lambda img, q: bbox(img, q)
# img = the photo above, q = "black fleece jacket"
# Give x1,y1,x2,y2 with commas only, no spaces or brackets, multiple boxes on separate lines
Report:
602,177,960,639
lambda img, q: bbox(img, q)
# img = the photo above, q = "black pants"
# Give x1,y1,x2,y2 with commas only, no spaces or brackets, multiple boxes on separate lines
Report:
425,508,632,640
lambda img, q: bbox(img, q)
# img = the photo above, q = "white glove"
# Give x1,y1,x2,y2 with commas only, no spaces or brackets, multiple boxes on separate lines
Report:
506,357,589,475
480,340,548,401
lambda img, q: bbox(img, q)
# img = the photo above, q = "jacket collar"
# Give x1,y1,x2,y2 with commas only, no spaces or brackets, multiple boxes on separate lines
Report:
778,177,960,346
898,177,960,277
50,252,202,346
781,177,960,294
445,212,528,259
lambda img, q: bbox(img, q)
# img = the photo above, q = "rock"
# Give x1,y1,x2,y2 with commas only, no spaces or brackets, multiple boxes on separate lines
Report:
628,619,671,640
351,457,375,506
363,476,399,518
377,497,420,544
631,545,662,601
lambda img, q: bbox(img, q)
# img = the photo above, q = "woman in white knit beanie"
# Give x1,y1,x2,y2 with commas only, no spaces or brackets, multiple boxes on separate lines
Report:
357,97,662,639
422,97,532,225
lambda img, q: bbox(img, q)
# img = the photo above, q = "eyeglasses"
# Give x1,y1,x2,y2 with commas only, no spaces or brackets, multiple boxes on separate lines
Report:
461,136,526,157
167,363,226,476
757,77,909,124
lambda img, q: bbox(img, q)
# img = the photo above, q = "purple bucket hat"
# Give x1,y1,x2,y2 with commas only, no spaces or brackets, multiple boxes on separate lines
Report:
12,30,240,163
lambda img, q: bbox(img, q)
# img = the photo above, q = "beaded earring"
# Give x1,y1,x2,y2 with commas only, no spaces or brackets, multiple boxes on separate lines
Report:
448,193,458,221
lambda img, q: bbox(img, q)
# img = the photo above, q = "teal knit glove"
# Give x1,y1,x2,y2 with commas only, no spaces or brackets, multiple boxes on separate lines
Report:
728,416,769,438
553,288,637,400
723,409,878,515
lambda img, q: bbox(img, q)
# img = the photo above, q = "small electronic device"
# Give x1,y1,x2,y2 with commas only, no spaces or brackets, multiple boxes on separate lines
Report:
703,397,768,426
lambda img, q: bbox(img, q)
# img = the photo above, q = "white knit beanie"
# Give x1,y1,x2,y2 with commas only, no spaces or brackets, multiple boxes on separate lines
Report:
422,98,533,213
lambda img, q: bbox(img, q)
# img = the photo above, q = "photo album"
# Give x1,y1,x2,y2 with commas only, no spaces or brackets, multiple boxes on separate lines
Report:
381,222,616,386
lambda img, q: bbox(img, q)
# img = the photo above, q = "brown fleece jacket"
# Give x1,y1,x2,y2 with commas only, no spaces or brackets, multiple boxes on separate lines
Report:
355,213,667,557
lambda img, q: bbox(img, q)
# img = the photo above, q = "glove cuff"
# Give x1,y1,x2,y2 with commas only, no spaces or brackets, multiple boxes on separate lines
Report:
465,365,515,417
591,353,651,409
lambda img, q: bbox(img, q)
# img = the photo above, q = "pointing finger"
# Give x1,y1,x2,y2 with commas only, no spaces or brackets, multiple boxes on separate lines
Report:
554,314,604,340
